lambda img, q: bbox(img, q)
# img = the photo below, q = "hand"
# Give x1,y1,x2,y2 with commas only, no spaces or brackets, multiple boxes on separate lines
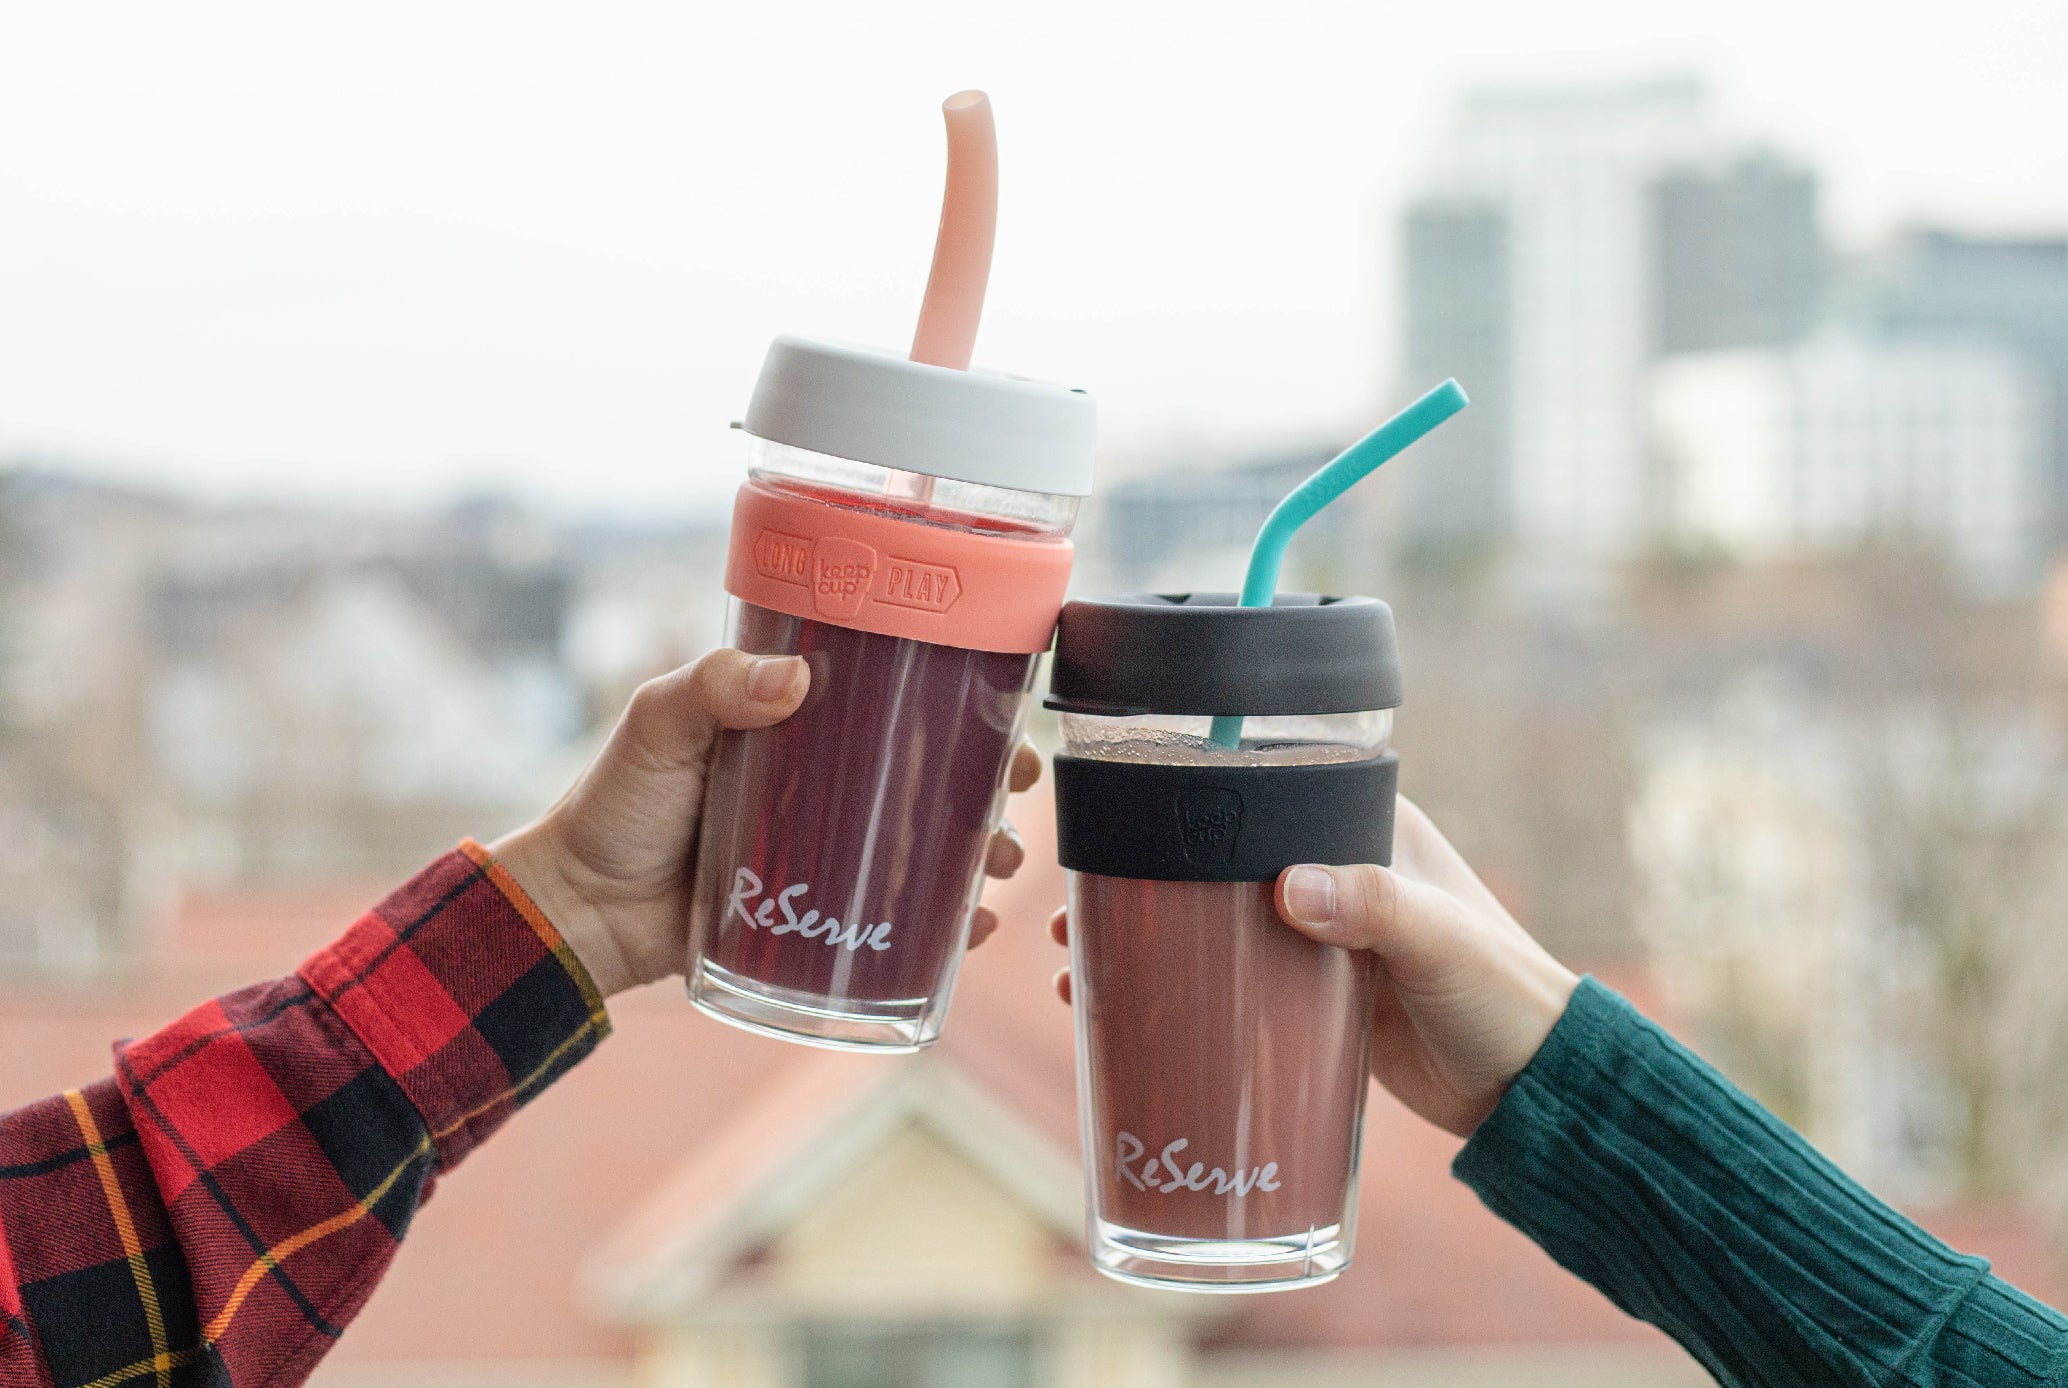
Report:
491,649,1040,998
1050,797,1576,1138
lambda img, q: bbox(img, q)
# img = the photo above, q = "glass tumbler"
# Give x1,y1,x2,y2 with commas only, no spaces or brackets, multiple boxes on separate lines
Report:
687,336,1093,1052
1048,593,1402,1292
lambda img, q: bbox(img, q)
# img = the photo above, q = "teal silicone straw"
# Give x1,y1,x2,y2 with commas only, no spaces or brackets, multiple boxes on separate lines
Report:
1208,378,1469,748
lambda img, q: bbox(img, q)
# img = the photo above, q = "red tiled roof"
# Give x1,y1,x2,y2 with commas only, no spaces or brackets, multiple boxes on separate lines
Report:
580,1047,896,1292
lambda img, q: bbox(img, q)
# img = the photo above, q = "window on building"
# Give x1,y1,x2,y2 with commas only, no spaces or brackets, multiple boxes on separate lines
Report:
798,1324,1036,1388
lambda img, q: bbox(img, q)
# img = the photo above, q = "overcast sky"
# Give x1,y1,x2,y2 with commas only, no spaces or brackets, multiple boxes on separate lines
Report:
3,0,2065,519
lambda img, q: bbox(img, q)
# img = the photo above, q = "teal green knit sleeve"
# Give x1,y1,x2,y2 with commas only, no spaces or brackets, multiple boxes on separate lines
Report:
1453,977,2068,1387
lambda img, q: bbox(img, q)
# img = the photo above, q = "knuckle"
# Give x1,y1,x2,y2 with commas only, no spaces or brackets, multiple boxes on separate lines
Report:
624,674,671,725
683,649,736,696
1345,862,1401,940
637,651,739,724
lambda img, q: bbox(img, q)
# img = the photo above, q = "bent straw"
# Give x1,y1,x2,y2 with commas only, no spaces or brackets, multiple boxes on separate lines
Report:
910,90,998,371
1208,378,1470,748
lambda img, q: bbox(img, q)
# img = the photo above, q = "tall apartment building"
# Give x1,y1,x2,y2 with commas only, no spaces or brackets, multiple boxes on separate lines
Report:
1655,154,1823,354
1399,201,1511,545
1649,336,2049,585
1842,231,2068,538
1398,79,1822,558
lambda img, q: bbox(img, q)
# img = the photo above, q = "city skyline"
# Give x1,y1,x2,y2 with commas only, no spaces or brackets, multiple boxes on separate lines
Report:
4,1,2067,519
1394,79,2068,581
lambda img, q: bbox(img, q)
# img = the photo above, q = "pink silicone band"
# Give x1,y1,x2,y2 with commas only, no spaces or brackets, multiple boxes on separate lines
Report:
723,481,1073,654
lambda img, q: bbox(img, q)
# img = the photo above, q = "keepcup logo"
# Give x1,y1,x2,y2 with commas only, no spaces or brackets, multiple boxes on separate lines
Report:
749,525,966,624
1175,788,1243,865
812,537,878,622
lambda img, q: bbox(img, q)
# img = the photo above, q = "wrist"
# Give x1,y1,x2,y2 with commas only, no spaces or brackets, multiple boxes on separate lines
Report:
489,819,634,998
1486,951,1582,1116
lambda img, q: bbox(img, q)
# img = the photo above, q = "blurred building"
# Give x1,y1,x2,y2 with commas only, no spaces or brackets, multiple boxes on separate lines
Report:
1654,153,1824,354
1631,672,2068,1203
1630,679,1893,1184
1072,444,1357,598
1840,229,2068,536
1399,201,1512,546
559,519,732,724
147,563,578,881
0,471,831,967
1398,78,1821,558
0,474,635,958
0,754,135,974
1621,542,2068,1204
1649,335,2050,585
2,474,197,968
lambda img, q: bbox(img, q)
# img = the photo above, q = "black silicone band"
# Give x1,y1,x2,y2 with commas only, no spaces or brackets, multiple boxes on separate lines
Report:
1053,753,1398,882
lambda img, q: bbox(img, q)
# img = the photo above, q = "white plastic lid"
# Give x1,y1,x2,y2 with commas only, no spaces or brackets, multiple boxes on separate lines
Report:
742,335,1096,498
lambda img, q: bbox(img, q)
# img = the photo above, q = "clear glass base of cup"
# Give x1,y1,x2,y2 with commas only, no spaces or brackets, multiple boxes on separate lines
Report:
1087,1216,1351,1294
687,959,940,1053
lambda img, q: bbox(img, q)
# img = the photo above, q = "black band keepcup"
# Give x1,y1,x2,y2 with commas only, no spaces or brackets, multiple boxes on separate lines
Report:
1046,592,1404,884
1052,752,1398,881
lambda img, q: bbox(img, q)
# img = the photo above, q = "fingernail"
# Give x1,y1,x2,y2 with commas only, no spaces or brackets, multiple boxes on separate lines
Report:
1282,865,1338,926
746,656,801,702
988,822,1026,876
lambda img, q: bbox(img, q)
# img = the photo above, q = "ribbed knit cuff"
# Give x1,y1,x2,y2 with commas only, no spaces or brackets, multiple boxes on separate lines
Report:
1452,977,2061,1385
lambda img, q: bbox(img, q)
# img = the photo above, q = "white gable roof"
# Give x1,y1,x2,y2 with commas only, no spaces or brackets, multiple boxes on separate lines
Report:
582,1052,1088,1322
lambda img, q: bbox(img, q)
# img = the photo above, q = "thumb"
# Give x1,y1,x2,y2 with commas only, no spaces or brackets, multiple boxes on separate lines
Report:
1275,862,1456,975
614,649,809,772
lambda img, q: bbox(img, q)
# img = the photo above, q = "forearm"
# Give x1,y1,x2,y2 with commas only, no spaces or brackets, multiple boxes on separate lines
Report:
1454,978,2068,1387
0,842,608,1388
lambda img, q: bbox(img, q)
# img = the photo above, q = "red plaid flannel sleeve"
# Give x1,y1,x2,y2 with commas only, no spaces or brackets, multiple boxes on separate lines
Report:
0,841,610,1388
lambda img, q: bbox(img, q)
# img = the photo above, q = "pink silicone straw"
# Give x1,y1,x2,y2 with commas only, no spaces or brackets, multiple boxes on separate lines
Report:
909,90,998,371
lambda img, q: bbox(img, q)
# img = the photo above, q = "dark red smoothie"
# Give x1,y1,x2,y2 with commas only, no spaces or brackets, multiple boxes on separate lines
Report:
690,599,1035,1011
1071,873,1378,1252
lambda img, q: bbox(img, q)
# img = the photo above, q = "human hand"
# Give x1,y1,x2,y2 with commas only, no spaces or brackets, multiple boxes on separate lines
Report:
1050,796,1576,1138
491,649,1040,998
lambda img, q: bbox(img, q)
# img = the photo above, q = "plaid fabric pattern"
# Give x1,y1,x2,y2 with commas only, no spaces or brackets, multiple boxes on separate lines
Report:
0,841,610,1388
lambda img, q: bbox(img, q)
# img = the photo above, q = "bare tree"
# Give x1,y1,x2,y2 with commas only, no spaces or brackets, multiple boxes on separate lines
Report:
1628,544,2068,1200
1852,708,2068,1196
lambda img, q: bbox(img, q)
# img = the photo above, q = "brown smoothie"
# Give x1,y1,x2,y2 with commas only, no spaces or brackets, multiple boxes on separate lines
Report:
1072,873,1378,1245
690,599,1035,1009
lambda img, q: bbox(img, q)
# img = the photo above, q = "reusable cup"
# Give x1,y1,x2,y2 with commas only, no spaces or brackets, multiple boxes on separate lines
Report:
687,335,1096,1051
1048,593,1402,1292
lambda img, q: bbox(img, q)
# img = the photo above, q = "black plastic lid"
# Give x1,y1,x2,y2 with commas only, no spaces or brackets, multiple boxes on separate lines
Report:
1044,592,1402,718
